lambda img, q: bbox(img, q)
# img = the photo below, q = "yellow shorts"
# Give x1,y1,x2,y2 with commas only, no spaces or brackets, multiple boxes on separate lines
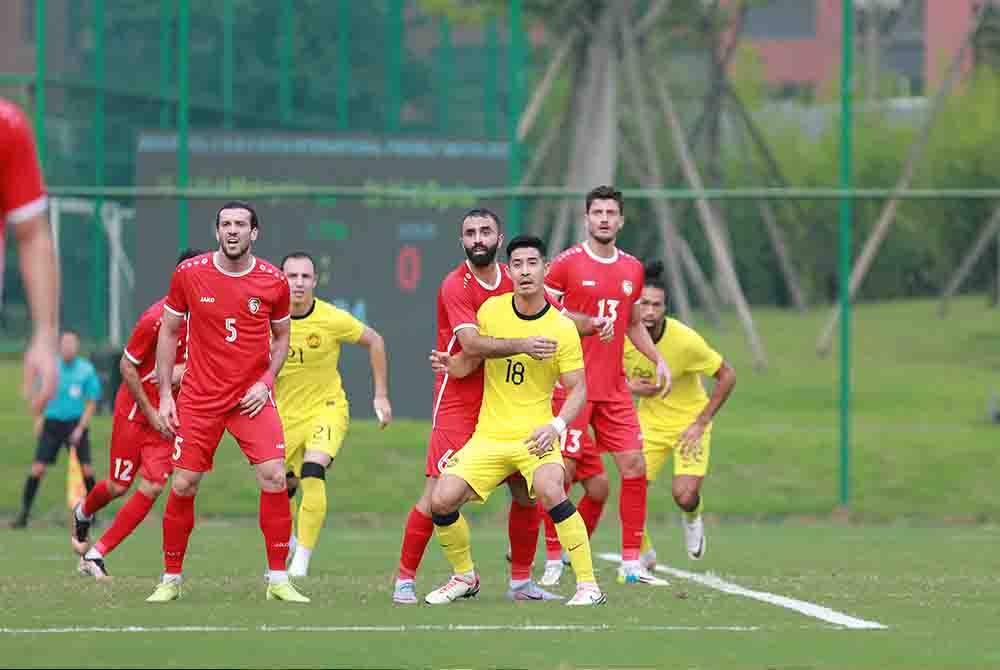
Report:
643,423,711,480
442,433,565,502
281,402,350,476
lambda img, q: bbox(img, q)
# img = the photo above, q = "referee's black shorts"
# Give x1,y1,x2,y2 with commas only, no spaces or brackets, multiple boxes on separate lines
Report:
34,418,91,465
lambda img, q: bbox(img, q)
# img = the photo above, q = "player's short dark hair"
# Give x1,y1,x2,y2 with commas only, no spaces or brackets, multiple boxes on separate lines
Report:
176,248,203,265
506,234,545,260
644,259,667,292
281,251,316,273
216,200,258,229
460,207,503,233
62,328,81,339
585,185,624,215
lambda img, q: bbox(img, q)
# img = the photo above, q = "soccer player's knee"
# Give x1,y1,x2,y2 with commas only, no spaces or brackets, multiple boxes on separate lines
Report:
429,489,459,517
171,477,199,497
586,473,610,502
619,451,646,479
30,463,46,478
108,481,128,497
143,480,166,498
672,486,699,512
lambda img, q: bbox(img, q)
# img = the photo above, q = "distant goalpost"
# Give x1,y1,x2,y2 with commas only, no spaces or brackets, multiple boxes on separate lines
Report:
49,197,136,347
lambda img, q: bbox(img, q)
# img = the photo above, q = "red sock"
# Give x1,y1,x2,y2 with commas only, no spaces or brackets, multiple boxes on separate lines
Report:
577,494,606,537
82,480,115,517
162,490,195,573
260,489,292,571
508,501,541,581
398,506,434,580
619,476,648,562
94,489,155,556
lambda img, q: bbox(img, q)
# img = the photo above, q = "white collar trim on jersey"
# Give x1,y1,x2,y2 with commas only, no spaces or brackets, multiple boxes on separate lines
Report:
583,240,619,264
465,260,503,290
213,251,257,277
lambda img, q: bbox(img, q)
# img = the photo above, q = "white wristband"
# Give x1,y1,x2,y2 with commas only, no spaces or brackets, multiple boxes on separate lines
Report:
549,416,567,434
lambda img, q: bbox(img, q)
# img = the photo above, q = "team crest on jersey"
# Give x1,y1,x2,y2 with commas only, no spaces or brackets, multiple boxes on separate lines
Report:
248,297,261,314
622,280,634,296
307,333,321,349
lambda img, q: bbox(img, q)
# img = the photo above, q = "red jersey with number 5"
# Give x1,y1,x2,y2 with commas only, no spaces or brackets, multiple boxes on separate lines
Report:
432,261,514,431
545,242,644,402
164,253,290,414
115,297,188,426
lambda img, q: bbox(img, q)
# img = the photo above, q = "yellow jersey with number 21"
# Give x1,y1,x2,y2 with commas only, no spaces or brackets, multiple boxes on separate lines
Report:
276,298,365,424
473,295,584,442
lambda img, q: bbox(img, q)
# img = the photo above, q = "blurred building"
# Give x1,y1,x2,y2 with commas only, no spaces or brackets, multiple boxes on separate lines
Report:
743,0,980,97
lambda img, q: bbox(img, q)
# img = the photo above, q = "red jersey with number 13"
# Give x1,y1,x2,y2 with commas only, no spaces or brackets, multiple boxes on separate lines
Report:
115,297,188,425
545,242,644,402
164,253,290,414
432,260,514,431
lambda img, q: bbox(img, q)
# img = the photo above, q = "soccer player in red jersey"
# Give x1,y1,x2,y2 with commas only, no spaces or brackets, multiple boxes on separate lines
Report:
544,185,672,584
145,201,307,603
393,208,586,605
72,248,202,578
0,97,60,415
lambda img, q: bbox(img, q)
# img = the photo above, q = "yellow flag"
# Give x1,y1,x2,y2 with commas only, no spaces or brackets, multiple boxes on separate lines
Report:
66,447,86,510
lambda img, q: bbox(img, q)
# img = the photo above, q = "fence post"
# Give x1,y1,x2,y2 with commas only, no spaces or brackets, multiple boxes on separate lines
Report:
280,0,293,124
159,0,172,127
223,0,234,130
93,0,107,342
838,0,854,509
34,0,47,170
177,0,190,250
336,0,350,130
507,0,524,237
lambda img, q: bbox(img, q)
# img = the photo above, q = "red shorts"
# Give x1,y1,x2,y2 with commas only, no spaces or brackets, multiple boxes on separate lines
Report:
173,399,286,473
552,396,605,482
425,426,473,477
109,411,173,487
590,396,643,453
425,423,526,486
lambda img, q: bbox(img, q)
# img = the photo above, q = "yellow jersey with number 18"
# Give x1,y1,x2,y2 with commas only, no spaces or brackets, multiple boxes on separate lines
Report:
276,298,365,424
622,317,722,431
473,294,584,442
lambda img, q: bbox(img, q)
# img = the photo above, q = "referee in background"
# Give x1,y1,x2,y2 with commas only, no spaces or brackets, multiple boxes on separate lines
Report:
13,330,101,528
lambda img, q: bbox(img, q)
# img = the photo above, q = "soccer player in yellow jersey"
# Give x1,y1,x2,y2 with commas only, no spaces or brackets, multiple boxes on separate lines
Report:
623,261,735,565
425,235,606,607
278,252,392,577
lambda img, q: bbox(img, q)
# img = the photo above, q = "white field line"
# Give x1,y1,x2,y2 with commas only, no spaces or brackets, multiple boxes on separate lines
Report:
597,553,887,631
0,624,759,635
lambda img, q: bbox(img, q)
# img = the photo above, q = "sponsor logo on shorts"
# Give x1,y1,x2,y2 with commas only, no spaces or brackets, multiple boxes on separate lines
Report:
276,443,285,451
200,296,215,303
582,279,596,286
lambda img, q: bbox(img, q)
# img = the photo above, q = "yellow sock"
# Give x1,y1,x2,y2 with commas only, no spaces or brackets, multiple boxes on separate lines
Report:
297,476,327,550
683,496,704,522
640,527,654,555
434,513,474,575
554,511,595,584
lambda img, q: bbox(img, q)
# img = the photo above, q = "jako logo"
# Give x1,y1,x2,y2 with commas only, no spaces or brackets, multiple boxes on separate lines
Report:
275,443,285,450
200,296,215,303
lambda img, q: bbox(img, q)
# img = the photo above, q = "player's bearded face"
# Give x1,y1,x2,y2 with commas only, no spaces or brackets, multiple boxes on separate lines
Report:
216,211,256,260
639,287,667,332
585,199,624,244
461,216,502,268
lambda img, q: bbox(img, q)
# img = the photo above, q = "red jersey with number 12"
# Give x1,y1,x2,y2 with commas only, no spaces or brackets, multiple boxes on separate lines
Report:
115,297,188,425
164,253,290,414
545,242,644,402
432,260,514,431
